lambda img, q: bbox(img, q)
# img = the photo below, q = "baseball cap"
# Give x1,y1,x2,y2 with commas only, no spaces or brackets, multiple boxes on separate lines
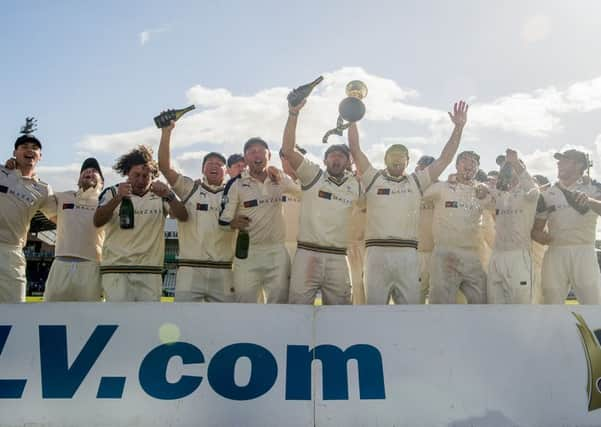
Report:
14,134,42,150
457,150,480,164
243,137,269,153
554,149,589,168
227,153,244,168
324,144,350,160
385,144,409,159
80,157,104,181
417,155,435,167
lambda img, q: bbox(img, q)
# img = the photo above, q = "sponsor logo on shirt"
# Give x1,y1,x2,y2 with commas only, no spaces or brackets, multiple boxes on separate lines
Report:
495,208,525,216
318,191,333,200
196,203,209,211
377,188,391,196
243,200,259,208
62,203,75,210
0,185,7,193
445,201,458,208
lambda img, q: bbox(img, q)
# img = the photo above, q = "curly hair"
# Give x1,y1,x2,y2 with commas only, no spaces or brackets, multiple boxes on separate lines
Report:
113,145,159,178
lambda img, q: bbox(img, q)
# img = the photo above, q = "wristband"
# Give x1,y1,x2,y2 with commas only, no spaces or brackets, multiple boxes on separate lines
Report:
288,111,298,117
164,191,176,202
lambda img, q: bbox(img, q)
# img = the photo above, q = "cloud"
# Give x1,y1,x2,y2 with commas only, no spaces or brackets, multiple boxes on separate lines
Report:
139,27,168,46
37,163,121,192
61,66,601,191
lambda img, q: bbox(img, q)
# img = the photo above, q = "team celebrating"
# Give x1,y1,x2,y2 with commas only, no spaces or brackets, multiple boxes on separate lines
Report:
2,90,601,305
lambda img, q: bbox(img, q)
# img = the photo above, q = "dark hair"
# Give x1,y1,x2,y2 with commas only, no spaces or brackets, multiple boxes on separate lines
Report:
113,145,159,177
202,152,226,168
456,150,480,165
14,135,42,150
475,169,488,182
324,144,350,160
227,153,244,168
243,137,269,153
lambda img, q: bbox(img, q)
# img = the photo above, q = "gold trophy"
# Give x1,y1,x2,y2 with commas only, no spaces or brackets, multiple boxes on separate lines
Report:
322,80,368,143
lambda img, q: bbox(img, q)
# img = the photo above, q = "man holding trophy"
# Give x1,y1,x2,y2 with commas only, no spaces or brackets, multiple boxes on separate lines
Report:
282,81,363,305
348,101,469,304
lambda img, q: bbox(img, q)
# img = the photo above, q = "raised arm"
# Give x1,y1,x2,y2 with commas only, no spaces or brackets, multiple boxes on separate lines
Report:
157,121,180,186
347,122,371,175
281,100,306,171
428,100,468,181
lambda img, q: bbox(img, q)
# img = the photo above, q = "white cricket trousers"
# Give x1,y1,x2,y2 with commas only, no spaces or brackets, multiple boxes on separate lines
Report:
0,243,26,303
487,249,533,304
102,273,162,302
542,245,601,304
44,258,102,301
175,266,234,302
429,246,487,304
364,246,420,305
289,248,351,305
232,243,290,303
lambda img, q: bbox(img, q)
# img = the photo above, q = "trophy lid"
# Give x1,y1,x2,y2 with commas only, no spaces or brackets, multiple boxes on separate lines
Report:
345,81,368,99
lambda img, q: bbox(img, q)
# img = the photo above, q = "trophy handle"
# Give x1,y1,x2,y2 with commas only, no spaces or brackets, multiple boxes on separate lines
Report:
322,115,351,144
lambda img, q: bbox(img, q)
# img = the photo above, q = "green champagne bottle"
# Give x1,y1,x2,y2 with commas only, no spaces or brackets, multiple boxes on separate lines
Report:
287,76,324,107
235,229,250,259
119,197,135,229
154,105,196,128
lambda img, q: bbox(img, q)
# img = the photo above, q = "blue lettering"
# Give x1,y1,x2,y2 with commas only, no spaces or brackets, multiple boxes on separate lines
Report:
0,325,26,398
285,344,385,400
139,342,204,400
40,325,118,398
208,343,277,400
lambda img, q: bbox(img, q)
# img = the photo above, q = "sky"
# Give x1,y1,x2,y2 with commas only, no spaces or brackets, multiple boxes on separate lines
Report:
2,0,601,191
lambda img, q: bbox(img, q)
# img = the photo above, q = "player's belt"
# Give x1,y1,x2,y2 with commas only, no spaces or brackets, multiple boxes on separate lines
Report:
99,265,163,275
297,241,347,255
365,239,418,249
177,259,232,269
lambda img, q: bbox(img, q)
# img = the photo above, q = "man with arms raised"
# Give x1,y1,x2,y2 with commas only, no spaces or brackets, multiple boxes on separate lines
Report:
485,149,539,304
349,101,468,304
532,149,601,304
0,125,53,302
94,145,188,301
282,98,361,305
158,121,235,302
219,137,300,303
423,148,489,304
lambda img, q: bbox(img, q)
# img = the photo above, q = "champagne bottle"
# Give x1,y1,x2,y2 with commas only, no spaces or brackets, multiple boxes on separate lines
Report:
119,197,135,229
235,229,250,259
557,185,590,215
287,76,324,107
154,105,196,128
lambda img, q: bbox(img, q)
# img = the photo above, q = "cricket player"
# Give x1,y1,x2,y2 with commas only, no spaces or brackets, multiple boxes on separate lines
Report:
43,158,105,301
416,155,436,303
281,97,362,305
532,149,601,304
349,101,469,304
94,145,188,301
158,121,235,302
219,137,300,303
486,149,539,304
423,149,489,304
0,126,53,302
